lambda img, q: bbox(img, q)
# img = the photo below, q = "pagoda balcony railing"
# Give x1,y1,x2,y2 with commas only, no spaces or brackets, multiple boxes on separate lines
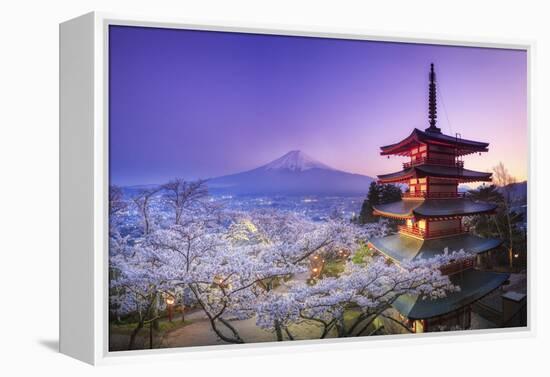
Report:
403,157,464,169
427,227,468,238
398,225,426,238
440,258,475,275
402,191,466,199
398,225,469,239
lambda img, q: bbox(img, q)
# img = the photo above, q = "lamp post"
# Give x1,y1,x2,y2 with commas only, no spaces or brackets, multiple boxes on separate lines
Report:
165,295,175,322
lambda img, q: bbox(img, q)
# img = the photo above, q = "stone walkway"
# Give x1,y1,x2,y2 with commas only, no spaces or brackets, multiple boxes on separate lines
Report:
160,272,324,348
160,310,329,348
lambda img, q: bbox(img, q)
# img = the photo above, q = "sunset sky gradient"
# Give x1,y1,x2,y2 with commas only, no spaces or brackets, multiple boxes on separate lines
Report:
109,26,527,186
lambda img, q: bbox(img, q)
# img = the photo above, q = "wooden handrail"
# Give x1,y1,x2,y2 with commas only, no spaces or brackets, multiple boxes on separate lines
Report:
402,191,465,199
399,225,469,239
440,258,474,275
398,225,425,237
403,157,464,169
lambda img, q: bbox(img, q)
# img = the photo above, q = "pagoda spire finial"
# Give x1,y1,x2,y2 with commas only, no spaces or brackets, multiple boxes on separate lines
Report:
426,63,441,133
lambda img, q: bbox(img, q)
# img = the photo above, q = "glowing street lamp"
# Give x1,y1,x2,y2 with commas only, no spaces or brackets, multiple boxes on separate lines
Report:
311,267,320,279
165,295,175,322
214,276,230,288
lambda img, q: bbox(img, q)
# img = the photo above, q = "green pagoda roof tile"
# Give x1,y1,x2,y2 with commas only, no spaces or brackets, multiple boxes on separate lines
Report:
393,269,510,319
373,198,497,218
372,200,423,218
414,199,497,217
368,233,503,262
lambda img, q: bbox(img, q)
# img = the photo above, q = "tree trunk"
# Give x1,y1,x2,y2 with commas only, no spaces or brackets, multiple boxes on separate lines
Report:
188,284,243,344
152,293,160,331
149,320,154,349
335,317,346,337
284,327,294,341
507,213,514,270
209,318,244,344
274,320,284,341
175,208,182,225
128,320,144,350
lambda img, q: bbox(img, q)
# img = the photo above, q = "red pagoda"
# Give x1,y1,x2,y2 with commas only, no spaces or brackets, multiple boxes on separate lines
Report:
368,64,509,332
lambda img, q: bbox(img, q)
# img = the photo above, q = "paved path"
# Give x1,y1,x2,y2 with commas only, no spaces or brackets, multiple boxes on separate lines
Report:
160,273,325,348
161,310,328,348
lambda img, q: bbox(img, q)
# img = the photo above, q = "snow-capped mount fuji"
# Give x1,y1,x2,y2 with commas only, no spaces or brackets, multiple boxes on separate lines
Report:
207,150,374,196
262,150,335,172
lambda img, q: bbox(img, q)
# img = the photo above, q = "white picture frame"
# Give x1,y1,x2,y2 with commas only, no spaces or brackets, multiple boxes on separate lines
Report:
59,11,535,365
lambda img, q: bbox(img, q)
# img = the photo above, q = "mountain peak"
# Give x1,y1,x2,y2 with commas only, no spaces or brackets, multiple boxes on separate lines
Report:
261,150,334,172
208,150,374,195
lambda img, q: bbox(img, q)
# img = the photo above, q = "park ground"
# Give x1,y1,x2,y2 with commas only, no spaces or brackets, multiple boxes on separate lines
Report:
109,268,527,352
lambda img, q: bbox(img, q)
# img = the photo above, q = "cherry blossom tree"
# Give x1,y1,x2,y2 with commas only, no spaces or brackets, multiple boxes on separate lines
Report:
256,249,470,339
161,178,208,225
132,187,161,236
110,178,470,347
493,162,518,269
109,185,127,232
109,235,170,349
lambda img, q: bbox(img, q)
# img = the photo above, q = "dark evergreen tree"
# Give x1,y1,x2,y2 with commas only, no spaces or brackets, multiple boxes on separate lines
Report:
379,184,402,204
367,181,381,207
357,199,371,224
358,182,402,224
358,182,383,223
466,184,526,269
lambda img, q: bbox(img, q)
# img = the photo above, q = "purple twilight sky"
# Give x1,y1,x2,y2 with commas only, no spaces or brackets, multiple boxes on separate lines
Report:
109,26,527,186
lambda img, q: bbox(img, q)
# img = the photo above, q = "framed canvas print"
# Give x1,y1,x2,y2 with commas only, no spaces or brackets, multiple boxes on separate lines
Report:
60,12,532,365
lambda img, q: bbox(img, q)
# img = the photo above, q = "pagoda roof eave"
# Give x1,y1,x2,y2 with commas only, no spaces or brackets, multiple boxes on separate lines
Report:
373,199,421,219
380,128,489,156
380,129,423,156
377,168,415,183
414,199,497,218
393,269,510,320
368,232,503,263
377,165,493,184
372,198,497,218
